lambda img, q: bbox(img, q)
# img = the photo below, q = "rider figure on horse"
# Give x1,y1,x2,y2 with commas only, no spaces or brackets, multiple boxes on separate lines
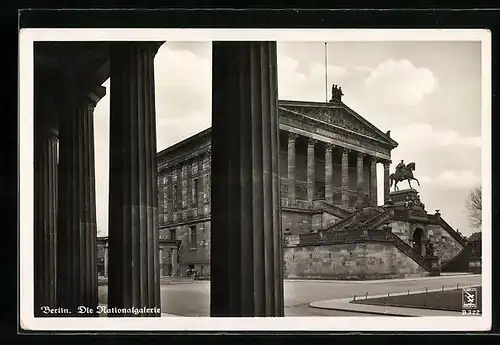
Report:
396,160,407,177
389,159,420,191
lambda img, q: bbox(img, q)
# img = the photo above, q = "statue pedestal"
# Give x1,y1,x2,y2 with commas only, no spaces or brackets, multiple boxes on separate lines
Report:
425,255,440,276
388,189,428,221
389,189,419,206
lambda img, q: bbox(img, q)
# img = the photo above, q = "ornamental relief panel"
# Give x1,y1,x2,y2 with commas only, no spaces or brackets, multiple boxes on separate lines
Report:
299,107,375,138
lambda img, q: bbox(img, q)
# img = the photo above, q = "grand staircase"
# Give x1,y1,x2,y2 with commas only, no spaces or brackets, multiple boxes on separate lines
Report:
316,200,353,218
389,231,428,270
312,196,467,274
436,215,468,247
359,207,394,229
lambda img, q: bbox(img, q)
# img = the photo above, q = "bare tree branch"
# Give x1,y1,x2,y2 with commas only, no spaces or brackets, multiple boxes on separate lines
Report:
465,186,482,230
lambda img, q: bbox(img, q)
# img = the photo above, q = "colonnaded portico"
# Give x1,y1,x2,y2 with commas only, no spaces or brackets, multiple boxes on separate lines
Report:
279,128,393,210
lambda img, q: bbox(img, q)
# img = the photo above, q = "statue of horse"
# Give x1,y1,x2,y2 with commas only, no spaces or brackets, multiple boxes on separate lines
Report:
389,162,420,191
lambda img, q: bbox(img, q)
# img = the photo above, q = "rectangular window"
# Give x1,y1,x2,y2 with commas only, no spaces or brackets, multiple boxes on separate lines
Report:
190,225,197,248
170,229,176,240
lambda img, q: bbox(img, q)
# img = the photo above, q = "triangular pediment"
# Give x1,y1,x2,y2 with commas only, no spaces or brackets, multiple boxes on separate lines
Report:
278,100,398,148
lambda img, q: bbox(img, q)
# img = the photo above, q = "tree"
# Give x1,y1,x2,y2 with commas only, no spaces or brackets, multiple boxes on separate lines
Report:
465,186,482,231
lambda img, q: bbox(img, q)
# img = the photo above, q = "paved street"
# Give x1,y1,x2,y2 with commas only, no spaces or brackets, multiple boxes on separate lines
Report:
98,274,481,316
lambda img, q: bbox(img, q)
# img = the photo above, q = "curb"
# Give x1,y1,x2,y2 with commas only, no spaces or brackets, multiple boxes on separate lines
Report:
286,273,481,284
309,284,479,317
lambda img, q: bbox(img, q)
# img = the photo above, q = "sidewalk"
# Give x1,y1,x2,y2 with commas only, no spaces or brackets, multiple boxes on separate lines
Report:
309,285,478,317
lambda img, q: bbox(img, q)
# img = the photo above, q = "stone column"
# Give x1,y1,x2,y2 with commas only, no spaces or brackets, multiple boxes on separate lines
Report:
324,143,333,203
356,152,365,205
370,157,378,206
57,88,103,315
211,41,284,316
104,245,109,277
287,133,298,206
383,160,391,203
108,42,162,317
34,121,58,316
341,148,349,208
307,139,317,207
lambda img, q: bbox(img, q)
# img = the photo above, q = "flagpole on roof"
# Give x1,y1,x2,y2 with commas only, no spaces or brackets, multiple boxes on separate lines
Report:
324,42,328,103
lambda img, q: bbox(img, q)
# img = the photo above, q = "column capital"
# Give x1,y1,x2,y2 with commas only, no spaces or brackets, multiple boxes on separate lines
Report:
324,143,334,153
307,138,317,149
340,147,350,155
357,152,365,161
382,159,392,168
288,132,299,142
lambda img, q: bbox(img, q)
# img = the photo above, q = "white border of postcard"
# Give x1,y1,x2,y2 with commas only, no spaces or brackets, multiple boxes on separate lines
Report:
19,28,492,332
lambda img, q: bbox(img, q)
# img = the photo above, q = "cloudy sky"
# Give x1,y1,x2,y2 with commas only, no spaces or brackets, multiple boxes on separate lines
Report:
94,40,482,237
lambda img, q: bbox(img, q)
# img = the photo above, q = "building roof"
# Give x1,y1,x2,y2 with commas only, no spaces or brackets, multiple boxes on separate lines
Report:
157,98,397,166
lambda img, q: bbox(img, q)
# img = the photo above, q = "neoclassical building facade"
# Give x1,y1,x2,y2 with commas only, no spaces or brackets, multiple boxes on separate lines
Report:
155,87,399,275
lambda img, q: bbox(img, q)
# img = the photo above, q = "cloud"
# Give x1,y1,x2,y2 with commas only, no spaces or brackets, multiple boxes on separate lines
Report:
154,44,212,150
391,123,481,148
365,59,438,107
420,170,481,189
277,54,360,102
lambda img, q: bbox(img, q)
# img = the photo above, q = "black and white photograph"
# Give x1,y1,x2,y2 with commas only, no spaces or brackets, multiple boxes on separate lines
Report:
19,29,491,331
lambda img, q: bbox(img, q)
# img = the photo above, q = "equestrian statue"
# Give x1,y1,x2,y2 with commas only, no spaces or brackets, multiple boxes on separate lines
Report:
389,159,420,191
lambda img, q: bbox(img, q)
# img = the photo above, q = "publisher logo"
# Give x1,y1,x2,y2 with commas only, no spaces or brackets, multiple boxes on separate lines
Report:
462,287,478,310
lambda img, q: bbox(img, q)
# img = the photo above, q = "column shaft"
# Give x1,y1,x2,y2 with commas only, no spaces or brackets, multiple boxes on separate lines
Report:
356,153,364,205
324,144,333,203
383,161,391,203
57,93,100,314
34,122,58,316
370,158,378,206
307,139,316,207
341,148,349,208
211,42,284,316
108,42,161,316
287,133,298,206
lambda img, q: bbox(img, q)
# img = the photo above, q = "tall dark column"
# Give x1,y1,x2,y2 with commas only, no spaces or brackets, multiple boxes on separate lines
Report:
341,148,349,208
57,88,103,315
370,157,378,206
324,143,333,203
307,139,317,207
356,152,365,205
383,160,391,203
34,117,58,316
108,42,162,316
287,132,298,206
211,42,284,317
